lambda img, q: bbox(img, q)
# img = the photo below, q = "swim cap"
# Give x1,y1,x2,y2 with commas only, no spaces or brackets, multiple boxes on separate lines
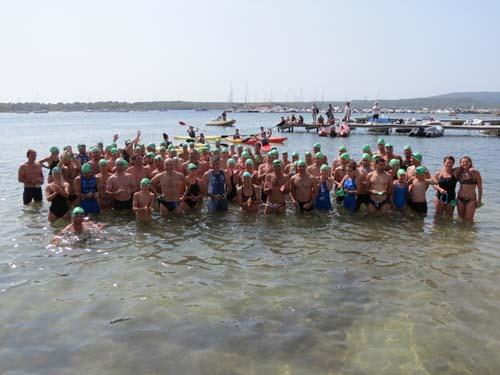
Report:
340,153,350,161
362,144,371,152
140,178,151,186
385,143,393,148
147,143,156,149
186,163,197,171
338,146,347,152
71,207,85,217
221,147,229,153
245,159,254,166
52,166,62,174
403,145,412,151
227,158,236,166
168,145,175,151
50,146,59,154
297,159,306,167
111,142,117,148
320,164,329,172
182,143,188,149
98,159,108,167
77,144,85,149
273,159,282,166
242,171,252,178
315,152,324,159
105,145,113,151
154,155,163,161
362,153,372,161
160,146,167,152
305,151,312,157
204,144,211,152
377,138,385,145
397,169,407,178
412,152,423,162
90,146,100,153
416,166,426,175
292,152,299,158
110,147,118,155
389,159,400,168
160,141,167,147
213,148,221,154
271,146,278,151
241,151,250,159
335,188,345,197
313,142,321,150
146,152,155,158
115,158,128,167
81,163,93,174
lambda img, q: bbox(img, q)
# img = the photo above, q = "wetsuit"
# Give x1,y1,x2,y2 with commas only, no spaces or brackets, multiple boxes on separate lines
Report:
49,193,69,218
436,173,457,205
392,182,408,209
80,176,100,214
207,170,228,212
315,180,332,210
343,177,357,212
185,181,201,208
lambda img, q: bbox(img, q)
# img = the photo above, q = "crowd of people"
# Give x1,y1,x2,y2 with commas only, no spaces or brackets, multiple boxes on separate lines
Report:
18,132,483,235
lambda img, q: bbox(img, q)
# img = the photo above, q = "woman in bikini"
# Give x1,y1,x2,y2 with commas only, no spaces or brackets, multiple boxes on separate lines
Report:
456,156,482,221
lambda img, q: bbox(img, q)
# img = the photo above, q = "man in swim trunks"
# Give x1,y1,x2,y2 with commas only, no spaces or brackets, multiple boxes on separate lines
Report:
284,152,299,174
202,156,230,213
290,160,316,211
408,166,429,215
152,158,187,217
96,159,113,209
18,149,44,205
45,167,70,221
264,160,289,214
366,157,392,214
106,158,137,210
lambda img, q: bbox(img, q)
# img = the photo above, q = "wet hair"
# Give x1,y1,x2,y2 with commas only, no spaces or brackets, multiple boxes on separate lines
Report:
347,161,357,171
443,155,455,163
460,156,473,167
374,156,385,164
26,149,36,157
211,156,220,164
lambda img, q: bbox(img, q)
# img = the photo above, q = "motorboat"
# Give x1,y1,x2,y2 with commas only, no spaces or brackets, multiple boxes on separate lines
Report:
366,115,391,135
206,119,236,127
408,122,444,138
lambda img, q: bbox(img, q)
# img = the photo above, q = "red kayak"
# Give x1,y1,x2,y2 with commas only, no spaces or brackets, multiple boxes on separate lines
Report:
244,136,287,145
337,123,351,137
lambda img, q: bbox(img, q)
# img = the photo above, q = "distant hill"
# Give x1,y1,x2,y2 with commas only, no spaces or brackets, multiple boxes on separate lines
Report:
1,92,499,112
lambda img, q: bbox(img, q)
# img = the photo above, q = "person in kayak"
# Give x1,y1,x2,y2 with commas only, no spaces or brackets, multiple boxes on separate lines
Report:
259,126,271,146
187,126,199,139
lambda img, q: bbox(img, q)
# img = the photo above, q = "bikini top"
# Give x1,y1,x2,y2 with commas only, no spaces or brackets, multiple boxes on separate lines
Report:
458,170,477,185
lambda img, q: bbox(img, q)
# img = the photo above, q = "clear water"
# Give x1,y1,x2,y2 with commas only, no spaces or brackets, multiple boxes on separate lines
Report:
1,111,499,374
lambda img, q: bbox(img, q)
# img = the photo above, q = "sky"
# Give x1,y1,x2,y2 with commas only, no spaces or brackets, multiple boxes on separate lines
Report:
1,0,499,103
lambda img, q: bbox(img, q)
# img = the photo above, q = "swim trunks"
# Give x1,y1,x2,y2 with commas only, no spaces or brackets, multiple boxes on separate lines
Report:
23,187,43,205
113,198,133,210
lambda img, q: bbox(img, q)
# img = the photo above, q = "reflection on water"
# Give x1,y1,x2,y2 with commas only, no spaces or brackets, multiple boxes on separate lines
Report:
1,111,500,374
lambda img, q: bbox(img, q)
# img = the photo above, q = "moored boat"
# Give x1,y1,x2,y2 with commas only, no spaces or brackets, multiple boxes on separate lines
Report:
206,119,236,127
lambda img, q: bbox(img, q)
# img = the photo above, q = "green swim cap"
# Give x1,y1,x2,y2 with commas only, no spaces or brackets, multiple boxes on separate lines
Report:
271,146,278,151
140,178,151,186
315,152,324,159
160,141,167,147
297,159,306,167
335,188,345,197
320,164,329,172
146,152,155,158
71,207,85,217
416,166,426,175
52,166,62,174
221,147,229,153
204,144,211,152
50,146,59,154
313,142,321,150
147,143,156,149
77,144,85,149
397,169,407,178
154,155,163,161
362,153,372,161
90,146,99,153
187,163,197,171
338,146,347,153
227,158,236,166
412,152,423,162
160,146,167,152
110,147,118,155
385,143,393,148
340,153,350,161
213,148,221,154
81,163,93,174
115,158,128,167
362,144,371,152
168,145,175,151
304,151,312,157
254,155,260,163
242,171,252,178
111,142,117,148
241,151,250,159
105,145,113,151
98,159,108,167
292,152,299,158
377,138,385,145
245,159,254,166
403,145,412,151
389,158,400,168
182,143,188,149
273,159,282,166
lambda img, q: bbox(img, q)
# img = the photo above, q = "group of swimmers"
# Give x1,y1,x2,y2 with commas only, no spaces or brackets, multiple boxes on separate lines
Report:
18,133,483,234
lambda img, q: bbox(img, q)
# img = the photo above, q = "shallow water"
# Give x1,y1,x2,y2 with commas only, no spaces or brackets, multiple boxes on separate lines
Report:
1,111,500,374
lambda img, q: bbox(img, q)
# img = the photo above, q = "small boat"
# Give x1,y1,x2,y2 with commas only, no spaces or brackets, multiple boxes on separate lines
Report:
366,115,391,135
174,135,221,141
408,123,444,138
206,119,236,127
450,119,465,125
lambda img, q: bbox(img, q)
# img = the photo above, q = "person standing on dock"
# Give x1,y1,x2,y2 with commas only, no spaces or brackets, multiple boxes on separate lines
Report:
343,102,352,123
372,101,380,124
312,103,319,124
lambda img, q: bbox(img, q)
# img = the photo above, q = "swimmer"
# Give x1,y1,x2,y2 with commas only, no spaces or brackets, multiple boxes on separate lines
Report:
385,144,403,166
284,152,299,174
339,162,360,212
332,146,347,170
237,171,261,213
202,156,230,213
58,148,80,206
143,152,156,175
314,164,333,210
151,155,165,178
366,157,392,214
375,138,386,157
133,178,155,222
225,158,239,201
361,144,372,158
456,156,483,221
87,147,102,175
45,167,70,222
356,153,373,209
183,163,203,210
18,149,44,205
39,146,60,183
290,160,316,212
75,163,100,215
75,144,89,165
392,169,409,210
307,152,325,178
333,153,351,201
402,145,413,170
106,158,137,210
433,156,458,217
52,207,104,244
264,159,289,214
96,159,113,209
408,166,429,215
152,158,187,217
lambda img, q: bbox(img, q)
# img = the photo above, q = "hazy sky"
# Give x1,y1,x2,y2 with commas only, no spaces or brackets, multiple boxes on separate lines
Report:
1,0,499,102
